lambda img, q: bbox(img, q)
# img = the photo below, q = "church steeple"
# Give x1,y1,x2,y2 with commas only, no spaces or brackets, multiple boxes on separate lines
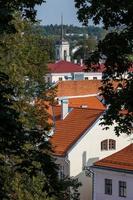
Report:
55,16,71,62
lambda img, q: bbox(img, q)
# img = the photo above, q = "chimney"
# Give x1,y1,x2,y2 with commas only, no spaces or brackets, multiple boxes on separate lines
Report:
80,59,83,66
61,98,69,120
80,105,88,108
74,59,77,64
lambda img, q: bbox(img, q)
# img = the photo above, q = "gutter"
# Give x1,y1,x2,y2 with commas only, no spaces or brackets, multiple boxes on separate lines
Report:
92,165,133,175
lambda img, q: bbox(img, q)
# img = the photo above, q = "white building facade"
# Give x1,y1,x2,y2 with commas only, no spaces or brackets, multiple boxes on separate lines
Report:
92,168,133,200
92,144,133,200
46,69,102,84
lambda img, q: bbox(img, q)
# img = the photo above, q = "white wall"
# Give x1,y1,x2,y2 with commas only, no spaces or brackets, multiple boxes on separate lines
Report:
84,72,102,80
46,73,72,83
93,168,133,200
46,72,102,83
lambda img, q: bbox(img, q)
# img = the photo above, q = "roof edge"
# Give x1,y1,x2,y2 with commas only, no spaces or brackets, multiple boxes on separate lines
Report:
92,165,133,175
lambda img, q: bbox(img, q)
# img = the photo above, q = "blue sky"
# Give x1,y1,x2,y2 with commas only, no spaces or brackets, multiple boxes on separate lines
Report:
36,0,82,26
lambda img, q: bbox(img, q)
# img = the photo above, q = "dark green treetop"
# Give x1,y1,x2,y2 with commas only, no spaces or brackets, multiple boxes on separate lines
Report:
0,0,45,33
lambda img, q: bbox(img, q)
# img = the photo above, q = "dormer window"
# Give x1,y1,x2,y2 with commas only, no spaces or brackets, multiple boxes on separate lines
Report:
101,139,116,151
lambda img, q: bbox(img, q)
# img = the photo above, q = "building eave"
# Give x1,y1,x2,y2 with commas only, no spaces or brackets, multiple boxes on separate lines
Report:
92,165,133,175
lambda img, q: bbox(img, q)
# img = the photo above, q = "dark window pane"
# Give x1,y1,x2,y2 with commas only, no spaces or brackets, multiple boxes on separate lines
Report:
105,179,112,195
101,140,108,150
119,181,127,197
109,139,116,150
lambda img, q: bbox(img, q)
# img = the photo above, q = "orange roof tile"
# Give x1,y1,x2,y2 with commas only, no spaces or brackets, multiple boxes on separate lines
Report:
57,80,102,97
50,107,104,156
68,97,105,110
94,144,133,171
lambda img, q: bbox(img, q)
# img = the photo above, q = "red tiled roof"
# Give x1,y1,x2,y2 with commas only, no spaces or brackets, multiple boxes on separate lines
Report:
94,144,133,171
57,80,102,96
48,60,85,73
68,97,105,110
50,107,103,156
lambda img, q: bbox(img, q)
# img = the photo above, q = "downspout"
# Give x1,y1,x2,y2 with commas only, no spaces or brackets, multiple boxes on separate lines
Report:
64,156,70,177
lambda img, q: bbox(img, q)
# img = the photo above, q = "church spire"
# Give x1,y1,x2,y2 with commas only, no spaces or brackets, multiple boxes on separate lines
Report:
61,14,64,41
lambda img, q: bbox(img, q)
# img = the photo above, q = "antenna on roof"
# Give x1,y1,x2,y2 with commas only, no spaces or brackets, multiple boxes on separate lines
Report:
61,14,64,41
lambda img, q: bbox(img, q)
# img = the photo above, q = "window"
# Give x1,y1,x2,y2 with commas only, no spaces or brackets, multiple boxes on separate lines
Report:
59,77,62,81
93,77,97,80
64,50,67,61
119,181,127,197
58,165,64,180
109,139,116,150
101,139,116,151
105,179,112,195
47,77,50,83
101,140,108,150
85,77,88,80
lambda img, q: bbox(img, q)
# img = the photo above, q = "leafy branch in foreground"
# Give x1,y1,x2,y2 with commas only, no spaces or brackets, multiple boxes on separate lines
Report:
0,72,80,200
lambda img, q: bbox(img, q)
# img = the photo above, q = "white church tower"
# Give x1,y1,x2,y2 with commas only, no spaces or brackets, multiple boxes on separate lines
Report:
55,16,71,62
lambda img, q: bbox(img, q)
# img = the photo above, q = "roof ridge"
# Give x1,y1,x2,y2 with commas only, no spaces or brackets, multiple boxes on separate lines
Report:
53,105,105,111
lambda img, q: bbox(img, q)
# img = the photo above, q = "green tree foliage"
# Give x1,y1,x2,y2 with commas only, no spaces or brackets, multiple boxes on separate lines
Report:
42,24,105,40
0,0,45,33
0,72,62,199
0,15,55,129
0,60,80,200
75,0,133,135
0,0,81,198
0,5,81,200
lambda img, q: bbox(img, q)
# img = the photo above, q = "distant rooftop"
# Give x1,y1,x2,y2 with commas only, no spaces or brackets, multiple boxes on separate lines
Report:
57,80,102,96
48,60,85,73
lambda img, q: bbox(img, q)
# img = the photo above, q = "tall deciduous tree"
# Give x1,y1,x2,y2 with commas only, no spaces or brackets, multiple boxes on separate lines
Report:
74,0,133,135
0,14,55,129
0,72,69,200
0,2,80,199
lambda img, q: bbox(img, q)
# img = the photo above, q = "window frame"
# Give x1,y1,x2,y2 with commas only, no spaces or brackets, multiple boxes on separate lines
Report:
85,77,89,80
59,77,63,81
109,139,116,150
119,181,127,197
58,165,65,180
105,178,112,195
101,139,108,151
93,77,97,80
101,139,116,151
